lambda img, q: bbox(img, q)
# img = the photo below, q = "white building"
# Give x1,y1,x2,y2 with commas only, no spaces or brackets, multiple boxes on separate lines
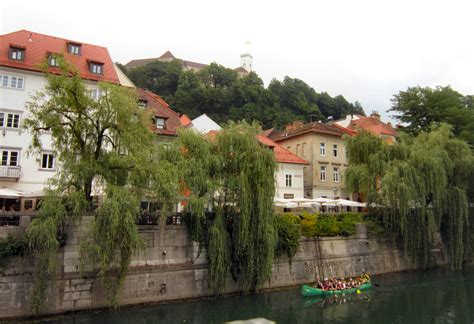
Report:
181,113,222,134
0,30,128,209
257,135,308,200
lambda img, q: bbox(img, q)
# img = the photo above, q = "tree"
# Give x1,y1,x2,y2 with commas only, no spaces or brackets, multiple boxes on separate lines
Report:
390,86,474,145
172,122,277,293
345,125,474,269
23,57,176,310
125,59,183,101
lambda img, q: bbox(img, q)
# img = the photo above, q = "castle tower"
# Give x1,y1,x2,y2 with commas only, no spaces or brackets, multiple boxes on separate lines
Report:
240,41,253,72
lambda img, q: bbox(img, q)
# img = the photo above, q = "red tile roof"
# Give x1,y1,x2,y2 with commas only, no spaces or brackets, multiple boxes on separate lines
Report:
270,122,345,142
136,88,182,136
179,114,192,127
349,116,398,137
182,60,208,69
159,50,175,59
0,30,119,83
257,135,309,165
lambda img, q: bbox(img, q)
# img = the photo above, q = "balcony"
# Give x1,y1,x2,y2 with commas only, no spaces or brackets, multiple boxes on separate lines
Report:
0,166,21,180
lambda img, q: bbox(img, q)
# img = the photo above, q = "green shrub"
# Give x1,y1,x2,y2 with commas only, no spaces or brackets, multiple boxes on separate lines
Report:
300,212,317,237
0,234,28,268
275,213,300,259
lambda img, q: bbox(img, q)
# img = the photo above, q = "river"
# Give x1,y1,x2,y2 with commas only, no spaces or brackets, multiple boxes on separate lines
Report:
33,266,474,324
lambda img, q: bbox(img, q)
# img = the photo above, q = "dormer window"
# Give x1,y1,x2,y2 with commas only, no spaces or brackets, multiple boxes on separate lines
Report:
138,99,147,109
89,62,104,75
156,117,166,129
9,47,25,61
48,54,60,67
68,43,81,55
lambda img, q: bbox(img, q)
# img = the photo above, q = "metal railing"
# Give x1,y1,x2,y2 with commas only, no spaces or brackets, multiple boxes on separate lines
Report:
0,166,21,179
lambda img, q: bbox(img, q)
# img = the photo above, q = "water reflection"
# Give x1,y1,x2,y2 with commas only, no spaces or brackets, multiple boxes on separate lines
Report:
33,266,474,324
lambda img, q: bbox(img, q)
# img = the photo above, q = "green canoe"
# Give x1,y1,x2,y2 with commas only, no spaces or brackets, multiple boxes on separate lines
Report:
301,281,372,297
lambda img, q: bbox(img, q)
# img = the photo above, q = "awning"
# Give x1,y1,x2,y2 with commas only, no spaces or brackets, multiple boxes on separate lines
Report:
0,188,23,198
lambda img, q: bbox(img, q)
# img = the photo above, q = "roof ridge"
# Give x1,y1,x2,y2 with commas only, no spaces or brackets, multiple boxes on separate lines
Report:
1,30,109,50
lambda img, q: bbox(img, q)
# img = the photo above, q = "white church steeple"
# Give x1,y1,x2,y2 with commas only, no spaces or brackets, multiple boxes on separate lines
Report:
240,41,253,72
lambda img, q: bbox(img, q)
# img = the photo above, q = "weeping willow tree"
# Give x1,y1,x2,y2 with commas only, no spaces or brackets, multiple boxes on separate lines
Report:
345,125,473,269
173,122,277,294
23,56,177,311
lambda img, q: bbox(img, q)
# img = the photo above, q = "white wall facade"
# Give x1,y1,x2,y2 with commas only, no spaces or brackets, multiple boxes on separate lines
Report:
190,114,221,133
274,162,305,200
0,67,99,194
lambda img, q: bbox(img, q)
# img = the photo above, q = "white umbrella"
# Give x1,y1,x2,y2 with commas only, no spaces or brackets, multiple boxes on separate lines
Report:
274,202,299,208
0,188,23,198
335,199,365,207
313,197,337,203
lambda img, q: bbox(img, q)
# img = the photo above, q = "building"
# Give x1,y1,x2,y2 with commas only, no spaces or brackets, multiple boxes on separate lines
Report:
257,135,309,200
334,111,398,144
125,50,252,75
136,88,183,141
180,113,222,134
0,30,128,208
268,121,350,200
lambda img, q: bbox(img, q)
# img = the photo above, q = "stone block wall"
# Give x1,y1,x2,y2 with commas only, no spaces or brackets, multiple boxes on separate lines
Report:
0,217,447,320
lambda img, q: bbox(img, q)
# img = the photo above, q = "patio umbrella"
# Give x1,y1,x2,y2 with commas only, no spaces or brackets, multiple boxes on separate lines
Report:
0,188,23,198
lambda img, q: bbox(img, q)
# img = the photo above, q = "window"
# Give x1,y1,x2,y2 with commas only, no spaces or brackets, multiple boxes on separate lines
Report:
48,54,60,67
89,62,103,75
296,144,300,156
302,143,306,157
156,117,166,129
320,166,326,181
41,153,55,170
0,113,20,128
0,73,25,90
285,174,292,187
320,143,326,156
333,167,340,182
1,150,19,166
91,88,101,100
138,100,147,109
333,144,339,158
9,47,25,61
287,146,291,151
68,43,81,55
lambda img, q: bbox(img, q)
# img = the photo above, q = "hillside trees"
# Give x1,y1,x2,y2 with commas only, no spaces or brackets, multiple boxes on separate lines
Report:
121,61,365,128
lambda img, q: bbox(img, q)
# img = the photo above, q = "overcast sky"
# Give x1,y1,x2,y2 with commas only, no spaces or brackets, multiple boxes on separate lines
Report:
2,0,473,120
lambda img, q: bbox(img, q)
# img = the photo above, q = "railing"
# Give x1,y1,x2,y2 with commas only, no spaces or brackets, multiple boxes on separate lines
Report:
0,165,21,179
135,213,183,226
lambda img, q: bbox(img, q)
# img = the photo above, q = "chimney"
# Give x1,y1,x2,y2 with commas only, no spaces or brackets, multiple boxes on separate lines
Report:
285,120,304,132
370,110,380,120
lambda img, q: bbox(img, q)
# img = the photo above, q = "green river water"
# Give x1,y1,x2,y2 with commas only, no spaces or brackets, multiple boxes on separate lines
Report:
31,266,474,324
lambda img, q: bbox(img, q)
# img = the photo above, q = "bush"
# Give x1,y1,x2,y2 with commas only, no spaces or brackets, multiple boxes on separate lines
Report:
275,213,300,259
0,234,28,268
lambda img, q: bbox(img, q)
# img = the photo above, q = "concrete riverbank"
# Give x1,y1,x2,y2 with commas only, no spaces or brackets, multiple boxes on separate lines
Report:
0,216,447,320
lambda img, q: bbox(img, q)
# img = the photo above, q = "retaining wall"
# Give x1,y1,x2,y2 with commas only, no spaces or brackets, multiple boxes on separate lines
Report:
0,216,447,319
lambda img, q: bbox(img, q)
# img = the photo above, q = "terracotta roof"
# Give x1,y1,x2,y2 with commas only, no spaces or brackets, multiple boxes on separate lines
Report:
0,30,119,83
349,116,397,137
124,57,159,69
182,60,207,69
257,135,309,165
136,88,182,136
332,123,357,136
159,50,175,59
270,122,345,142
234,66,248,73
179,114,192,127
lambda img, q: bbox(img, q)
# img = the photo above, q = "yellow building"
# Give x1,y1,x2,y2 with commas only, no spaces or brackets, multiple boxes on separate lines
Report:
268,121,351,200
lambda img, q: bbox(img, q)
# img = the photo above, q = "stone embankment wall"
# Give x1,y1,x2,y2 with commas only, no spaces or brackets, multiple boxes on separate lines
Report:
0,217,447,320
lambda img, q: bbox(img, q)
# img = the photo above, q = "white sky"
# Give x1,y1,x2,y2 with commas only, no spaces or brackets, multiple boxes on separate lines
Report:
2,0,473,120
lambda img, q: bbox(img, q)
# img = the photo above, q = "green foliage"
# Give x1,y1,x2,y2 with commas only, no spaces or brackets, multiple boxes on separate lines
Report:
390,86,474,146
123,61,365,129
173,122,277,293
81,186,144,306
299,212,365,237
23,58,168,311
345,125,474,269
275,213,300,260
0,234,28,269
